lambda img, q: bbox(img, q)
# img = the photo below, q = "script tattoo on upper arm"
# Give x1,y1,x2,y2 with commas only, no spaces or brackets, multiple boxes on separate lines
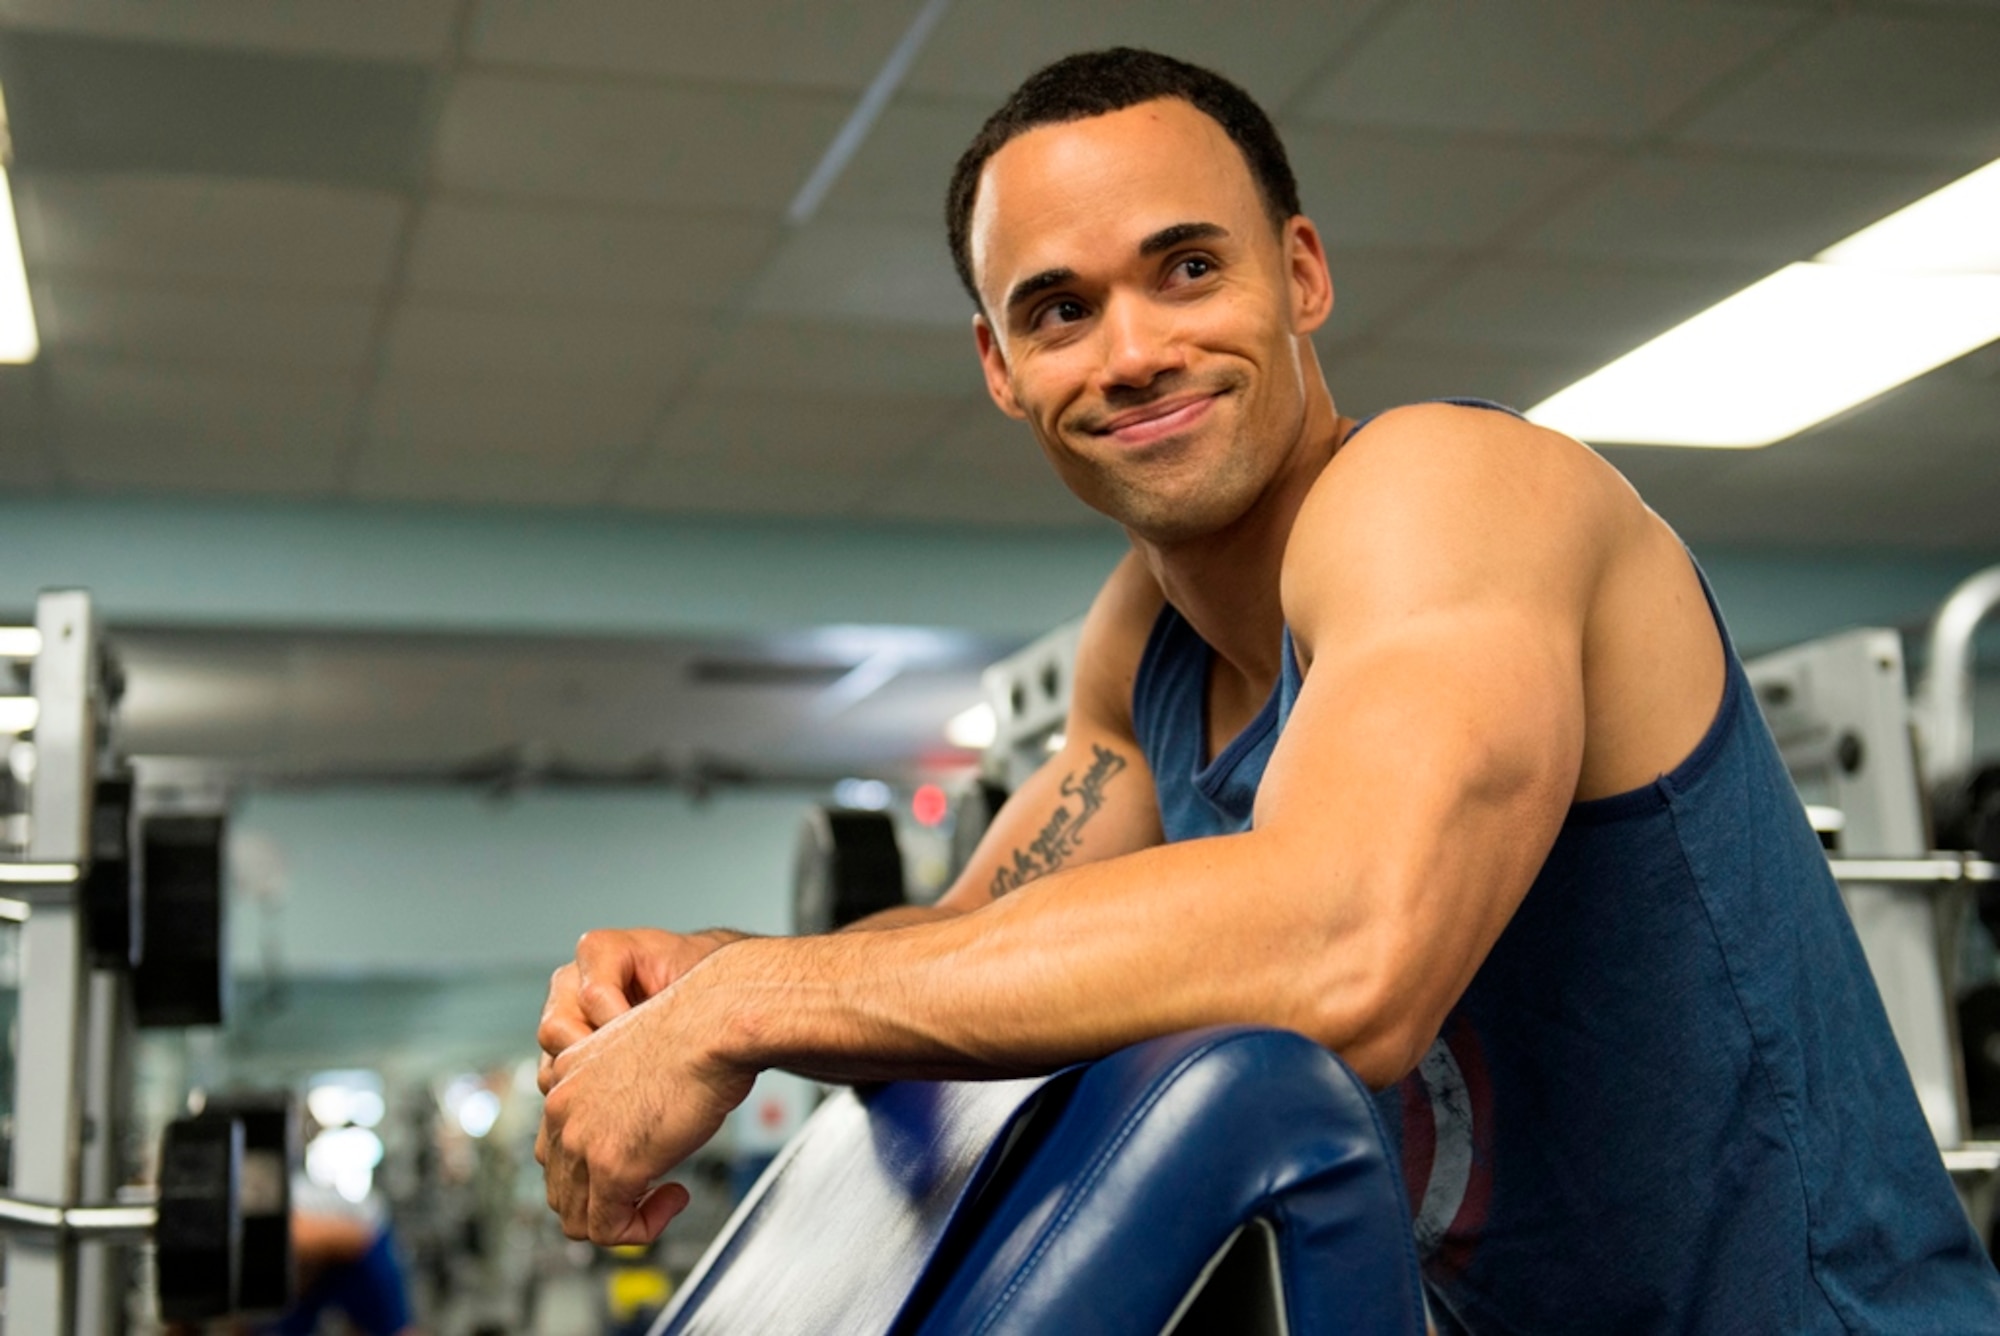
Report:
990,742,1129,897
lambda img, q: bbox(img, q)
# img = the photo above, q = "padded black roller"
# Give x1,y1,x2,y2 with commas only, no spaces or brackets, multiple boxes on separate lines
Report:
794,805,906,935
133,815,227,1029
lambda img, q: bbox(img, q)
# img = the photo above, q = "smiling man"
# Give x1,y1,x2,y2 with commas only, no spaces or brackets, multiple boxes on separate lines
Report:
536,50,1999,1330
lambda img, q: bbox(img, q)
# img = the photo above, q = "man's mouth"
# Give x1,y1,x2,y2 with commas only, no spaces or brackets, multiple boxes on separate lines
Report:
1090,392,1221,448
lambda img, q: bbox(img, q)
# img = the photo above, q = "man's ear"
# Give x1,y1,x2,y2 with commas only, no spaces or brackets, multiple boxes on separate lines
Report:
1284,216,1334,337
973,314,1026,420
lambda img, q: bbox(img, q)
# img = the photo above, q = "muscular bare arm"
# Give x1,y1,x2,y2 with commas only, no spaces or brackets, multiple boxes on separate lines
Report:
539,408,1621,1244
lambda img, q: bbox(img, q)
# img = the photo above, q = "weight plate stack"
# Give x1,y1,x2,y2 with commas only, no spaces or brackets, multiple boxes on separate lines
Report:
134,815,228,1029
794,805,906,935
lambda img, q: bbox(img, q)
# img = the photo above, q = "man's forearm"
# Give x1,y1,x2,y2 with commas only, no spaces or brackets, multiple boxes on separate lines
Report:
675,829,1406,1089
839,902,967,933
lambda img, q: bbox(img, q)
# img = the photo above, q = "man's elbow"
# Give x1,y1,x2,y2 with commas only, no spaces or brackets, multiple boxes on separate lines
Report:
1296,956,1441,1091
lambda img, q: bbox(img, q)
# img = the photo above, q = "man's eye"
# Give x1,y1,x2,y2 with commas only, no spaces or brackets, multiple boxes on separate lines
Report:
1035,299,1088,329
1172,256,1215,282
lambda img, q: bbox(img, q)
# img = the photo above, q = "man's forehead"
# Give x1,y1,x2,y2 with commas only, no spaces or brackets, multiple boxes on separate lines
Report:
968,99,1263,293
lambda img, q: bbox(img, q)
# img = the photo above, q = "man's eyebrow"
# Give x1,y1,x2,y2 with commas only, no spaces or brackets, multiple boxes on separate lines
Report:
1139,221,1229,256
1000,223,1229,317
1005,268,1075,317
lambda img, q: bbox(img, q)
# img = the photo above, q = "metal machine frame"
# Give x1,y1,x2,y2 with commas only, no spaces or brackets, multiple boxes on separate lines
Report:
0,590,153,1335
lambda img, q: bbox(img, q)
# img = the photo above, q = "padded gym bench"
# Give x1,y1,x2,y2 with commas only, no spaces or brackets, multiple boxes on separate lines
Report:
651,1026,1429,1335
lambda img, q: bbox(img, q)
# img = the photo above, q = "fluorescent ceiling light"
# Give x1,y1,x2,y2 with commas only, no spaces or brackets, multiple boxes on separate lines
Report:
0,169,35,364
0,862,78,885
1529,264,2000,447
1819,157,2000,274
1529,156,2000,448
0,697,40,733
946,703,996,750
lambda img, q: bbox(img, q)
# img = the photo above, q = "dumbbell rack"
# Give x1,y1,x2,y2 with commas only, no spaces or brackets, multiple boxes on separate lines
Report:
0,589,136,1335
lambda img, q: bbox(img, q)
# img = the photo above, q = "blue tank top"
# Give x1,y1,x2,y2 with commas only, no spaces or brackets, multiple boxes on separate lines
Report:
1130,403,2000,1332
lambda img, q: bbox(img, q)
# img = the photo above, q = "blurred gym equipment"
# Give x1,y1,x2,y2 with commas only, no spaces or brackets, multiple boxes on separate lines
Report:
0,589,296,1332
793,805,906,935
1745,564,2000,1232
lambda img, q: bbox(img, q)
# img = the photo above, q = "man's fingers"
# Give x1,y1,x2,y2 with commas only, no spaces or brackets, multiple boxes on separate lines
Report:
632,1182,690,1241
585,1165,665,1246
580,979,633,1030
537,1052,558,1096
538,964,589,1056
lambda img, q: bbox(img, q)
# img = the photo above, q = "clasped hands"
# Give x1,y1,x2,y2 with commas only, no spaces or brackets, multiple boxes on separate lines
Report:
535,928,754,1245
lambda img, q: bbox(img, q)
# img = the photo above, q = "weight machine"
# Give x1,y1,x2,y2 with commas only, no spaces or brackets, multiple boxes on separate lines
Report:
1742,566,2000,1231
0,589,293,1333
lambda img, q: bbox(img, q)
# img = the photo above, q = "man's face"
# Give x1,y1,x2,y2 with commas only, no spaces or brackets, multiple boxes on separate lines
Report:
967,98,1331,544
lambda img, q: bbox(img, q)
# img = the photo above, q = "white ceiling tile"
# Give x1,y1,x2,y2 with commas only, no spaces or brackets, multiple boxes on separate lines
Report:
1323,343,1597,420
1296,0,1803,139
1520,152,1968,264
743,217,970,327
405,200,782,313
1676,9,2000,162
817,94,989,224
36,280,381,372
1284,126,1604,249
861,459,1105,527
0,361,47,435
14,175,406,291
903,0,1383,109
380,301,706,386
434,73,851,211
1381,256,1772,357
1317,247,1463,340
0,0,461,61
348,443,620,509
51,359,350,494
616,456,884,518
367,372,660,455
698,319,983,399
468,0,919,91
0,364,58,487
861,404,1102,527
649,390,962,472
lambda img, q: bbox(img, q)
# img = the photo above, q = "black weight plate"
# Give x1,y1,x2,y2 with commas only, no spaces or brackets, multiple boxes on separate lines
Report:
84,773,139,969
1962,982,2000,1134
157,1113,242,1323
134,815,227,1029
794,805,905,935
201,1091,298,1314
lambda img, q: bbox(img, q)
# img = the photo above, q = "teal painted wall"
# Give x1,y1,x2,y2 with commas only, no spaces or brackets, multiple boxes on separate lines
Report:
226,785,811,977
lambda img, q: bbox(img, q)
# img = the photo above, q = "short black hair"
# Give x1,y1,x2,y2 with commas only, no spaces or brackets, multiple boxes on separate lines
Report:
945,48,1302,308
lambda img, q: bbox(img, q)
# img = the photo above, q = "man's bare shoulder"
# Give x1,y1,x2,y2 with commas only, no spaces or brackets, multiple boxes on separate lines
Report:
1283,403,1636,648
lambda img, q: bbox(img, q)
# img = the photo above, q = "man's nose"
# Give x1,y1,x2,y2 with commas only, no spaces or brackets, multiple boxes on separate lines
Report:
1094,293,1185,393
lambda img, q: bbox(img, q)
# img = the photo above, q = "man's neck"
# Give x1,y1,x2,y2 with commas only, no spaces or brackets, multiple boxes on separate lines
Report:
1134,400,1353,698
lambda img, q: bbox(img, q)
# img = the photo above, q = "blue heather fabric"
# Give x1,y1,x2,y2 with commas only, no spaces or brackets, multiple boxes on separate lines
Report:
1128,402,2000,1332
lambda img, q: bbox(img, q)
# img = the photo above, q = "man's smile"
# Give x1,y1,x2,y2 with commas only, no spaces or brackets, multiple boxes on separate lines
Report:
1085,390,1225,448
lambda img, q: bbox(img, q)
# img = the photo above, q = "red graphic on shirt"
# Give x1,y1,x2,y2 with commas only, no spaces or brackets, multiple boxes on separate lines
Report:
1395,1014,1494,1276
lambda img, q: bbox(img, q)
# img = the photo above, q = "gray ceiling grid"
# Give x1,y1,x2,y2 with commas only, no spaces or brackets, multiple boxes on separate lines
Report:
0,0,1991,544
